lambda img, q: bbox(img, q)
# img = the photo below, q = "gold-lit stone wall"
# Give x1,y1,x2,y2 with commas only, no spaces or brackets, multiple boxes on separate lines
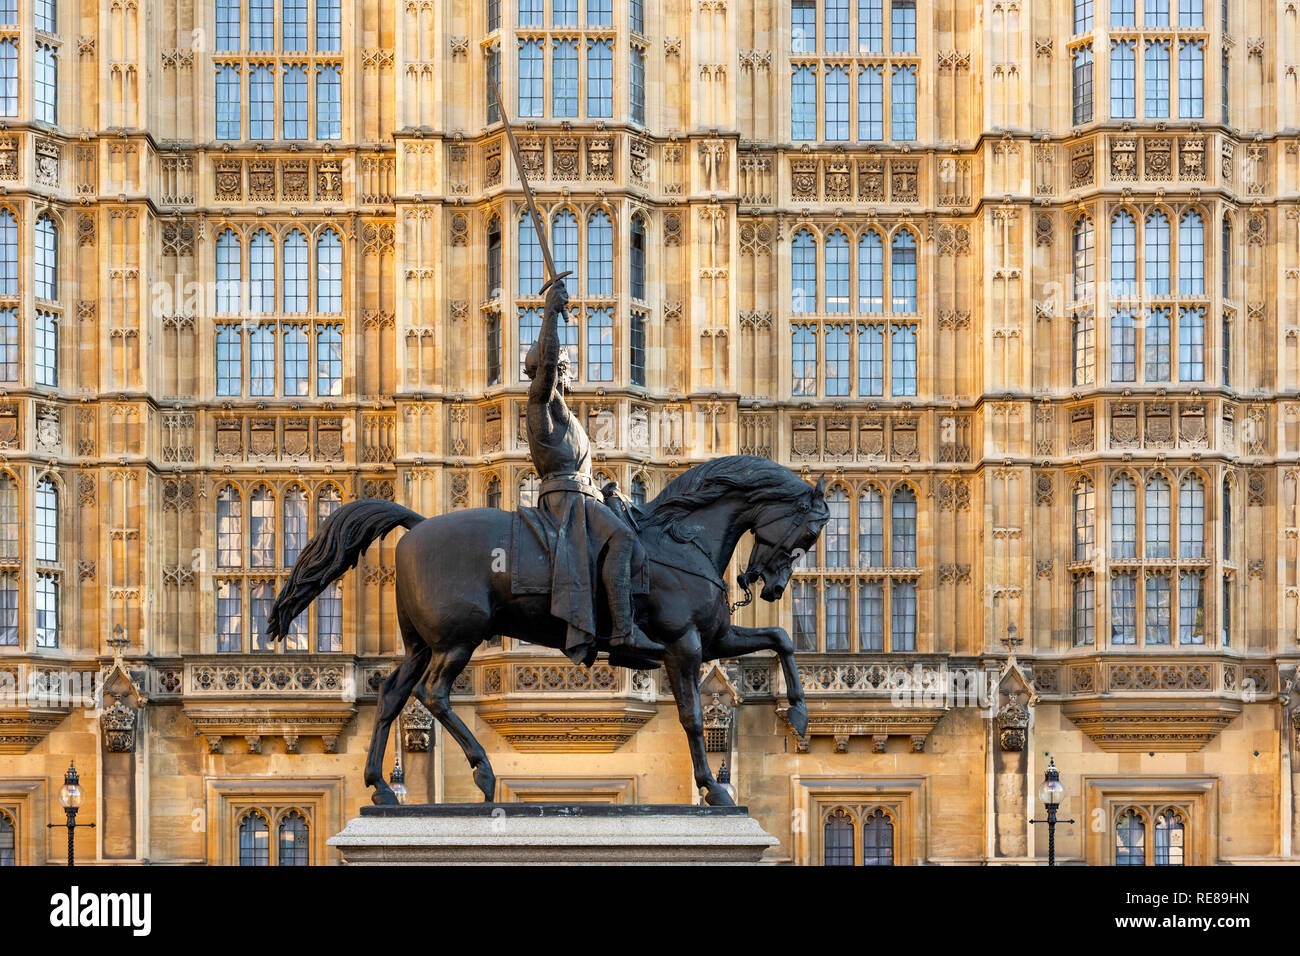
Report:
0,0,1298,865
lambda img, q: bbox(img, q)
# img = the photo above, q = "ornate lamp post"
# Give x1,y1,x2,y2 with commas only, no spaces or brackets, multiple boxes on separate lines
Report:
48,761,95,866
390,714,408,804
1029,757,1074,866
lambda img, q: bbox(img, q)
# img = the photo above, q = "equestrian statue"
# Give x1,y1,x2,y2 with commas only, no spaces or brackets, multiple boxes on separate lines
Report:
263,88,828,808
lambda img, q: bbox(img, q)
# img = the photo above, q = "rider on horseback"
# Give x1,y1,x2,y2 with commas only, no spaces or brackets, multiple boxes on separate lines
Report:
522,278,661,665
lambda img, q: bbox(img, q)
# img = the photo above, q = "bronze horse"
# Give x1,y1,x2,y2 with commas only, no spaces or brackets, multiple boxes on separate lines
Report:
265,455,827,807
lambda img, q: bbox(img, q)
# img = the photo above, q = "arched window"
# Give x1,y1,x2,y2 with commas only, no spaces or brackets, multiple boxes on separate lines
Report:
239,812,271,866
1072,217,1094,303
857,487,884,567
485,474,502,509
1145,307,1171,381
1221,477,1231,561
518,38,544,116
283,487,308,566
0,807,14,865
825,231,850,312
0,40,17,119
0,475,16,560
249,324,274,396
216,230,242,314
519,472,539,508
823,808,854,866
1073,478,1095,561
249,230,275,313
1178,210,1205,295
34,215,57,301
217,486,243,568
518,214,542,295
316,485,342,530
282,230,309,313
825,65,849,140
630,216,646,301
1178,40,1204,118
316,229,342,312
0,210,16,296
250,64,274,139
249,486,275,568
1111,475,1137,558
1111,39,1136,118
1144,211,1170,295
486,218,502,299
317,580,342,652
277,810,309,866
0,307,16,382
586,210,613,296
791,65,816,140
1153,809,1185,865
1145,39,1170,116
1115,808,1146,865
891,486,917,567
552,210,578,281
630,476,647,507
858,232,884,313
1110,210,1137,296
890,323,917,395
283,64,308,138
35,477,57,562
792,230,816,313
1178,474,1205,558
862,809,894,865
890,230,917,312
586,38,613,117
1144,475,1171,558
824,488,849,567
587,307,613,381
1220,216,1231,298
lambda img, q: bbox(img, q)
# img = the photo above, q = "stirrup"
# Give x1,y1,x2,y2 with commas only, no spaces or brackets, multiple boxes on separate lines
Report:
610,625,660,654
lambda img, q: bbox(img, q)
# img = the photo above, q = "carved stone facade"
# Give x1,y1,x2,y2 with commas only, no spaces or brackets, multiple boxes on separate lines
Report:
0,0,1297,867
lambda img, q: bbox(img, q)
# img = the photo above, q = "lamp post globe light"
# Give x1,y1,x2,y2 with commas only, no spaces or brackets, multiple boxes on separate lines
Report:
1029,757,1074,866
48,760,95,866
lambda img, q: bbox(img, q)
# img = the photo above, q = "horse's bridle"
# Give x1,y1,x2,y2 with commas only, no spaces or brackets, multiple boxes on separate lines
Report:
732,503,815,613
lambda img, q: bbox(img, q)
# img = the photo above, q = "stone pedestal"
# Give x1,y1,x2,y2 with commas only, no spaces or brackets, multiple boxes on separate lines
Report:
328,803,779,865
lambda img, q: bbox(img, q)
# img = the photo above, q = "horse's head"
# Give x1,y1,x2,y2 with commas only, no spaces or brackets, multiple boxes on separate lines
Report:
740,474,829,602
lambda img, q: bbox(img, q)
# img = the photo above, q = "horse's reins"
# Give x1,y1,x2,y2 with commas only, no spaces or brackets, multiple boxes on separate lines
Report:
730,504,813,614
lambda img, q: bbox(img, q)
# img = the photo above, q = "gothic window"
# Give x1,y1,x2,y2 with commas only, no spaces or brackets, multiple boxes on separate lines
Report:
890,230,917,312
1145,570,1172,643
0,40,16,117
1144,475,1171,558
1110,210,1137,296
630,476,647,507
216,65,241,139
826,0,850,52
1111,570,1138,644
250,230,274,313
825,231,850,312
1178,40,1204,117
586,210,613,296
487,218,502,299
317,581,342,652
216,0,240,50
630,46,645,125
1144,211,1170,295
553,40,578,117
249,325,275,396
1111,40,1136,118
216,325,243,394
1221,477,1231,561
486,312,503,386
283,487,308,566
791,325,817,395
1072,45,1094,124
890,64,917,139
218,486,243,568
217,580,242,652
34,44,56,124
1178,307,1204,380
1115,807,1145,864
587,307,613,381
1073,314,1096,386
858,322,884,395
250,64,274,139
1111,474,1138,558
278,810,310,865
216,230,242,313
1074,477,1095,561
863,809,895,865
518,39,544,116
239,811,271,866
891,485,917,567
630,217,646,301
1221,575,1231,645
791,579,818,650
1074,0,1094,32
0,808,13,865
0,310,18,382
34,311,57,387
588,0,612,27
518,471,539,508
35,477,58,563
860,0,883,50
792,230,817,312
1178,570,1205,643
1111,309,1136,381
1178,210,1205,295
891,0,916,52
316,323,342,395
283,230,309,313
284,0,307,50
586,39,613,117
1073,573,1096,645
1178,474,1205,558
486,44,500,124
890,323,917,395
1144,308,1171,381
823,808,854,865
1145,40,1170,116
250,580,277,651
316,64,342,139
825,325,850,396
0,475,16,560
792,0,816,52
820,805,897,866
34,574,57,647
825,65,850,140
630,0,644,33
1115,805,1189,865
791,65,816,140
518,214,543,295
858,66,884,139
1071,217,1094,304
249,486,276,568
34,215,57,301
316,0,342,51
487,0,501,31
518,307,542,377
1220,216,1231,299
859,488,884,567
317,229,342,312
825,488,850,567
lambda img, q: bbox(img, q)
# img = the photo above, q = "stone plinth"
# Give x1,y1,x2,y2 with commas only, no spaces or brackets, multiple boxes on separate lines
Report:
327,803,778,865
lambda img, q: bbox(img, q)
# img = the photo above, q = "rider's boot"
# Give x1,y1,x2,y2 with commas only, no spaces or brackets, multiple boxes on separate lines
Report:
606,559,661,656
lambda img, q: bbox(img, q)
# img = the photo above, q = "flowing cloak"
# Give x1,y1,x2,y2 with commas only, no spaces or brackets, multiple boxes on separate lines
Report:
514,400,647,666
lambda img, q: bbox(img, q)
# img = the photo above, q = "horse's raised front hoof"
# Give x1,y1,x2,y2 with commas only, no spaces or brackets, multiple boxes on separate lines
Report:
371,781,400,806
702,784,736,807
786,701,808,737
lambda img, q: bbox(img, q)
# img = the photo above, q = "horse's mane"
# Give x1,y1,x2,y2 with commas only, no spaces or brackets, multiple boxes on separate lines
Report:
638,455,815,530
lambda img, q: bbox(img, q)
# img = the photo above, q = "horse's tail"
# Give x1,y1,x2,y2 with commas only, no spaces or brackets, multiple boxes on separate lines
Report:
265,499,424,644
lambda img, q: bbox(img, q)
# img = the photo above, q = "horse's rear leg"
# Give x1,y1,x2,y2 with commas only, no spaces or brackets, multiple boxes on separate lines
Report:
664,629,734,807
414,642,496,802
365,639,431,805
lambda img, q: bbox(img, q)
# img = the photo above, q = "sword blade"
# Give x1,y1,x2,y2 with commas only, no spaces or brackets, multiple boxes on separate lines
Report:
492,81,559,290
